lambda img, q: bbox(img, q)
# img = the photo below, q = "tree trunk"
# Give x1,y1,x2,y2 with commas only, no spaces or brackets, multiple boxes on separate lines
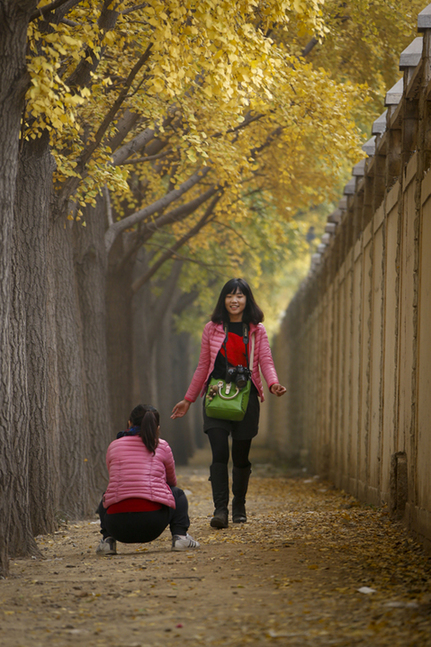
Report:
132,259,196,462
106,238,134,436
132,251,158,406
14,132,57,537
7,197,40,560
73,198,111,496
0,0,38,577
48,216,93,519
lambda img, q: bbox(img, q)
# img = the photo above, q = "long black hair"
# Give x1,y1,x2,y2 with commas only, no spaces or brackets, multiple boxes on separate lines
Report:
211,278,264,325
138,405,160,454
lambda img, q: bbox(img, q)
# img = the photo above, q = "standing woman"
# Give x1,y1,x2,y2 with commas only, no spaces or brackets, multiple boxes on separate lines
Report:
171,278,286,529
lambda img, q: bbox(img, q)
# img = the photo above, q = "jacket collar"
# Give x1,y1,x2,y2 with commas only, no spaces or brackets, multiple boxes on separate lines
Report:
213,321,258,334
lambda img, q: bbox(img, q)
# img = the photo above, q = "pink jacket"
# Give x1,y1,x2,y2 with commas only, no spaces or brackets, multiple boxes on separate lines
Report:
185,321,279,403
103,437,176,509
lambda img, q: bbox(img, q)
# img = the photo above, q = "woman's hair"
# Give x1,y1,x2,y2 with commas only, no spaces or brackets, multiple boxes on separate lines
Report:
138,405,160,454
211,278,264,325
129,404,145,427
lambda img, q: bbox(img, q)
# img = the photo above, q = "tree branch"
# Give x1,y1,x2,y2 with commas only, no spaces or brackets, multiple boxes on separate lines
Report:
121,148,172,165
250,126,284,158
131,192,222,294
107,110,140,152
302,37,318,57
58,43,153,208
30,0,76,22
147,260,184,342
121,2,148,15
65,0,120,89
113,184,219,272
112,114,174,166
141,185,218,238
105,166,211,253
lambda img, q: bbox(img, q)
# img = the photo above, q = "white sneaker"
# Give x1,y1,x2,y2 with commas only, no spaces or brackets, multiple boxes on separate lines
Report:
171,534,200,551
96,537,117,555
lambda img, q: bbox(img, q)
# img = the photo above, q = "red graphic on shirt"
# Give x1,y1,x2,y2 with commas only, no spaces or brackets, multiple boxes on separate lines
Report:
220,332,247,367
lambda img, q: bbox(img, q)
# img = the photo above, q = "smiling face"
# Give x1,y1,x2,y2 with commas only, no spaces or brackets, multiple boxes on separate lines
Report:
225,289,246,322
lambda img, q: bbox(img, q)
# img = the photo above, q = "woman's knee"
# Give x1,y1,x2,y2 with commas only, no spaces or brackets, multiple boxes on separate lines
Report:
232,439,252,468
171,485,185,499
208,428,230,464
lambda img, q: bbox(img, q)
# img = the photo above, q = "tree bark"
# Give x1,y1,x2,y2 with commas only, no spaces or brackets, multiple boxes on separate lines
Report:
8,191,40,560
14,131,57,537
106,237,135,435
48,216,93,519
73,198,111,496
0,0,38,577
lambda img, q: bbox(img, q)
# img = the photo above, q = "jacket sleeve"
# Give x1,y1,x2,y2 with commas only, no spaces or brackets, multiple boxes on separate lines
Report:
163,442,177,487
257,325,279,388
184,322,212,402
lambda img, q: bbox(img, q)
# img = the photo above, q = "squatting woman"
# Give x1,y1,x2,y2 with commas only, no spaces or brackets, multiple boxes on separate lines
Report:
96,404,199,554
171,278,286,529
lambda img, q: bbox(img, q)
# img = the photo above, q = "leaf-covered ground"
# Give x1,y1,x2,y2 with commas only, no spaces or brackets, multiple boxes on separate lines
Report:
1,446,430,647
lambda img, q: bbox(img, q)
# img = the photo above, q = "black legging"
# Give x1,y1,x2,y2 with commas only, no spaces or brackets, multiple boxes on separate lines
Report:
207,428,251,468
98,486,190,542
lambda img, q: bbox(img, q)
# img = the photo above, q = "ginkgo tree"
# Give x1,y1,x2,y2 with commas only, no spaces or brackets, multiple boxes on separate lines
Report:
0,0,421,576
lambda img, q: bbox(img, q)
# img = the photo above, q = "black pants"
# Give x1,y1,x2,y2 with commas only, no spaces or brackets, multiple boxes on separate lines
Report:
98,486,190,543
207,428,251,468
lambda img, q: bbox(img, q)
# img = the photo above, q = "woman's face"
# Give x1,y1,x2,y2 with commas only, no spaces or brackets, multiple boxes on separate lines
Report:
225,289,246,322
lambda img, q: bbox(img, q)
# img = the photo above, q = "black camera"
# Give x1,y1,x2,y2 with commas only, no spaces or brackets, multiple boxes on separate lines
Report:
226,365,250,389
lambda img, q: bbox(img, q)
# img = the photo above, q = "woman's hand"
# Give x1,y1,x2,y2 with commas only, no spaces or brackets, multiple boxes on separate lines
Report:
171,399,191,419
270,383,287,397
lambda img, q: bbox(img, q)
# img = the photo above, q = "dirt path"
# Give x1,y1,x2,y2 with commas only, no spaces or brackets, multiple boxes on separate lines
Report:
1,447,431,647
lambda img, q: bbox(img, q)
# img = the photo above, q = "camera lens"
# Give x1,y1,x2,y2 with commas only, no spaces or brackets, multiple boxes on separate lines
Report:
236,374,247,389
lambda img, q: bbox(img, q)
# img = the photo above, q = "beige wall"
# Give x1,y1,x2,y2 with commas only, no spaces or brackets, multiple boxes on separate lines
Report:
269,24,431,546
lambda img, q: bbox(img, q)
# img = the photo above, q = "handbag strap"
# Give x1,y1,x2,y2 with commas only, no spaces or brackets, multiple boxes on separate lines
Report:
248,328,255,372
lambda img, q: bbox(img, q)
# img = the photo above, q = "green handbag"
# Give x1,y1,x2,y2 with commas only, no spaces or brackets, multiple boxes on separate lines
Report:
205,325,255,422
205,377,252,421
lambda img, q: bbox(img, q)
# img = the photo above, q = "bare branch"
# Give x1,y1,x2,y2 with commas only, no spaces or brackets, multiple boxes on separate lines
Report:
30,0,77,22
214,220,258,252
112,126,158,166
105,166,211,253
121,3,148,15
113,185,219,271
108,110,140,152
141,185,219,238
121,148,172,165
302,37,318,57
131,193,222,294
144,244,226,268
102,186,113,227
147,260,183,343
213,112,265,139
61,18,79,26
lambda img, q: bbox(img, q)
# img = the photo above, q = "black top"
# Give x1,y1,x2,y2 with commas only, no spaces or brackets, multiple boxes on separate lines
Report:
211,322,247,380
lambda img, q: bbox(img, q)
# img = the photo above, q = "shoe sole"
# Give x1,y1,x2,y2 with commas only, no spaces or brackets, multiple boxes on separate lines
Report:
210,518,228,529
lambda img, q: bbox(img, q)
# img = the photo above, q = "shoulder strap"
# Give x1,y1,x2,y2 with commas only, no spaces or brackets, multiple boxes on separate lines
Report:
223,323,253,371
248,330,255,371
